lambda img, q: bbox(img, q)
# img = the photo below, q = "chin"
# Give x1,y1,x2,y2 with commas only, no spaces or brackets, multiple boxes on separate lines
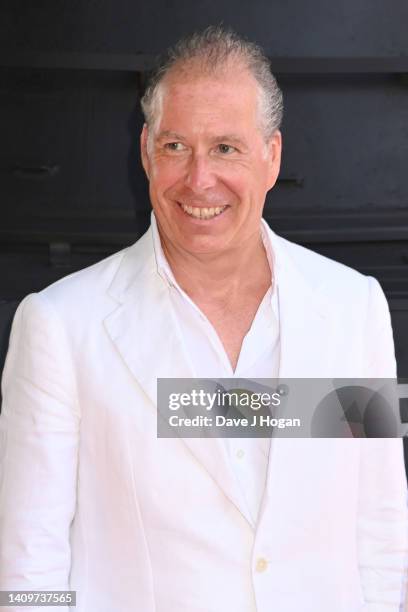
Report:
177,235,227,255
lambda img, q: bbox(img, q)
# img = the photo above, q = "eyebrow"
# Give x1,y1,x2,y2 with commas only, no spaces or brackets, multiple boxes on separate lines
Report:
210,134,248,148
156,130,248,149
156,130,186,142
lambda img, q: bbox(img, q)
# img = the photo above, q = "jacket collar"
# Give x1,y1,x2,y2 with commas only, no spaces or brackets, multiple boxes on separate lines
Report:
105,215,335,380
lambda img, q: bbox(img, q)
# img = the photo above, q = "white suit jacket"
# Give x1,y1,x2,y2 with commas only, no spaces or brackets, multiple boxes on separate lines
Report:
0,221,407,612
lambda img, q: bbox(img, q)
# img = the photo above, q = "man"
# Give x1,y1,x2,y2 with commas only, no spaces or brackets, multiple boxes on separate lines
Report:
0,26,407,612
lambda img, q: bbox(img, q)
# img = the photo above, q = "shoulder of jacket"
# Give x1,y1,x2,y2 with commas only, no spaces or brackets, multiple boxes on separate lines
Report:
39,246,128,304
274,232,372,297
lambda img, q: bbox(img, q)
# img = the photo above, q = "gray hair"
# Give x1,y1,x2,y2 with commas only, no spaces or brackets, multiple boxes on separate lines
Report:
140,25,284,142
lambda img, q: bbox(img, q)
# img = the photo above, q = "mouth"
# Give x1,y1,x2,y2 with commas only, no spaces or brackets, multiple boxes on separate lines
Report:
177,202,229,220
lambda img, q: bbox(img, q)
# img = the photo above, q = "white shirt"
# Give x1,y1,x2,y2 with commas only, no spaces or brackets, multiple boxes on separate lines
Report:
151,212,281,526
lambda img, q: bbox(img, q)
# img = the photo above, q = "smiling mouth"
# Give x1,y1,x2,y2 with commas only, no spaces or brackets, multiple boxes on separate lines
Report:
178,202,228,220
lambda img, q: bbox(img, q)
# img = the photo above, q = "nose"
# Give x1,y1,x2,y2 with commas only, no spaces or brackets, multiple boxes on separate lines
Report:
184,153,217,192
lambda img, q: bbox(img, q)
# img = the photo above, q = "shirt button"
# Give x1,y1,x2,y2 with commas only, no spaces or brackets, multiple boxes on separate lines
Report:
236,449,245,459
255,557,268,573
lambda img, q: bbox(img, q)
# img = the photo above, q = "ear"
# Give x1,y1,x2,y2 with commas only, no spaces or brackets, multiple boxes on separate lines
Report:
265,130,282,191
140,124,151,179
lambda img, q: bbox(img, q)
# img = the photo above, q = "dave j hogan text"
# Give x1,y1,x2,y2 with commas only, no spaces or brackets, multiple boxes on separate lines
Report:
168,414,301,429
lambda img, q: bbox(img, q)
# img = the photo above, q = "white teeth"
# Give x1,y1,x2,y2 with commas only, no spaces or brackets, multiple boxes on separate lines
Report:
180,203,227,219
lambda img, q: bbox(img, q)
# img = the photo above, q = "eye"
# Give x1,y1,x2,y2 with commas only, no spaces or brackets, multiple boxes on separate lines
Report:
164,142,186,152
216,144,237,154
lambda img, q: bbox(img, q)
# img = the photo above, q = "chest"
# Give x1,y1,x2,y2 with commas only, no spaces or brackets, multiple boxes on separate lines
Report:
195,291,271,371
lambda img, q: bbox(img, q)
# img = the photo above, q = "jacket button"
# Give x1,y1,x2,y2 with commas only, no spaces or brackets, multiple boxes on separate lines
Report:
255,557,268,573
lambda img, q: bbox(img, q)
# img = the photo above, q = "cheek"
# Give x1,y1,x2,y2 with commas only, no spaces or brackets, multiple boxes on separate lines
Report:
150,157,186,186
222,159,269,195
215,165,250,196
223,174,261,207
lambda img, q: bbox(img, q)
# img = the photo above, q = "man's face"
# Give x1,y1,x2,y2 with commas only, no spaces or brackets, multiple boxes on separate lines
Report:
141,66,282,256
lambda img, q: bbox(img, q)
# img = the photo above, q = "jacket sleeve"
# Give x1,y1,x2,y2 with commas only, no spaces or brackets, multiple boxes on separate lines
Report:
0,292,80,611
357,276,408,611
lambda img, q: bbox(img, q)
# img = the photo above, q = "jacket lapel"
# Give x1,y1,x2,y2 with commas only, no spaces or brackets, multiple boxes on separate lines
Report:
262,226,339,520
265,226,337,379
103,227,254,526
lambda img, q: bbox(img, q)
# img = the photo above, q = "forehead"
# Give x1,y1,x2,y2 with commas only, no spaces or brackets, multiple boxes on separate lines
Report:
155,67,261,137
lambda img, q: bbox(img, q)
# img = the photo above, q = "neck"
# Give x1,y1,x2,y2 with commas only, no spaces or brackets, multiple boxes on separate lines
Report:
158,226,272,306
